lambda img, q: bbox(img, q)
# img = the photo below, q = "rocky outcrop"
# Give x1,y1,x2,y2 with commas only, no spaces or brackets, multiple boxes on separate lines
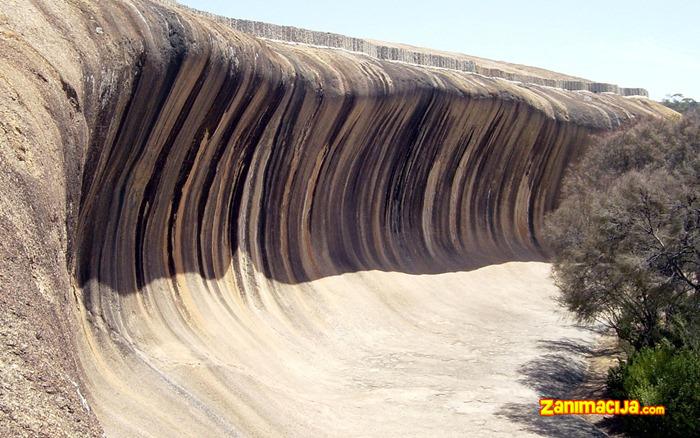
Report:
0,0,674,436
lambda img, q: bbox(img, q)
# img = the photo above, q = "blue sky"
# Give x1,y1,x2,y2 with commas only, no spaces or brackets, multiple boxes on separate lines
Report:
180,0,699,101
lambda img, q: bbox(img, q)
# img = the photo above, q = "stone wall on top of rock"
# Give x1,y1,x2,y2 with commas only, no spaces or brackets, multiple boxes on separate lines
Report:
164,0,648,97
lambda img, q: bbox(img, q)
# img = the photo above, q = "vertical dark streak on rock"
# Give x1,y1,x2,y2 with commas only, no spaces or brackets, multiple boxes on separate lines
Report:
260,76,307,283
134,46,199,290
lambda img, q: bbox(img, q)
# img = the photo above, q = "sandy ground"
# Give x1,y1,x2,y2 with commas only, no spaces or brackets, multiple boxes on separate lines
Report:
79,261,606,437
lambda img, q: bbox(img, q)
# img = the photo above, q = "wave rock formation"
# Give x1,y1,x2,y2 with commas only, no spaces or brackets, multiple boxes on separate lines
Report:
0,0,674,436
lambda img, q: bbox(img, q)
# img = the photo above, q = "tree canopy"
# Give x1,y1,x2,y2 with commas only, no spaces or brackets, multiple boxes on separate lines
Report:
546,111,700,350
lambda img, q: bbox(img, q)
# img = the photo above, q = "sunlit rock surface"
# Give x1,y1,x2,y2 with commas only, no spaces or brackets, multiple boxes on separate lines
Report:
0,0,674,436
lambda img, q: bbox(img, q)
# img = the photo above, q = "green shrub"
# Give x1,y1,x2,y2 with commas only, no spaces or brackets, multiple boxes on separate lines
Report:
545,112,700,350
607,345,700,437
547,104,700,437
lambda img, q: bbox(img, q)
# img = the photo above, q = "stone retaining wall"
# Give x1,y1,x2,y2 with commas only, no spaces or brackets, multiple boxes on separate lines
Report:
161,1,648,97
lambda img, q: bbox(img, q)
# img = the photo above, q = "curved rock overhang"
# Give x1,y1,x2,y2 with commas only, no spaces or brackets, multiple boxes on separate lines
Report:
74,2,669,295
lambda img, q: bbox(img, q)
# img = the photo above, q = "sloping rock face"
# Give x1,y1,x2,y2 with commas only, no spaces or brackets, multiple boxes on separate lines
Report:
0,0,674,436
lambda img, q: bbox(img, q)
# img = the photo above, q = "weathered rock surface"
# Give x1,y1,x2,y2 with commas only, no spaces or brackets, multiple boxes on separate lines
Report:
0,0,674,436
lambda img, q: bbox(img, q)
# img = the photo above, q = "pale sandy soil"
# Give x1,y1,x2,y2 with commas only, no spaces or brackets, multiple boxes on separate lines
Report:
80,261,606,437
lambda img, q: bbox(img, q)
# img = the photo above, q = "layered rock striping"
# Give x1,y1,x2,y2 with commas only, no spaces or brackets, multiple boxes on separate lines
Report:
0,0,674,436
